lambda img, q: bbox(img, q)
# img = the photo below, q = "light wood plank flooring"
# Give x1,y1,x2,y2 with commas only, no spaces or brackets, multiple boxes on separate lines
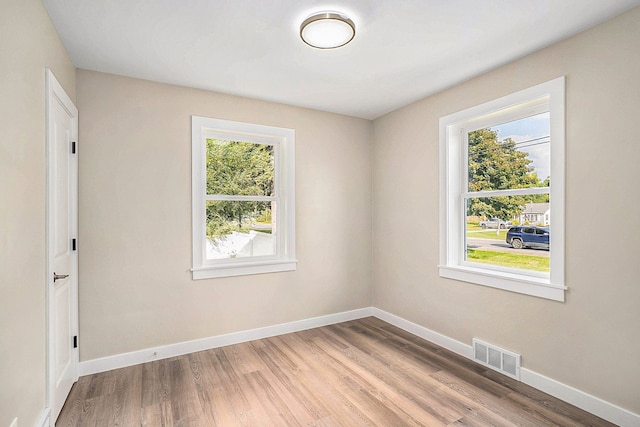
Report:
56,317,615,426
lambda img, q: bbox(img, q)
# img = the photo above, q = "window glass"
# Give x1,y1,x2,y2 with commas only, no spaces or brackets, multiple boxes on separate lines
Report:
206,200,276,259
192,116,296,279
467,114,550,193
206,139,274,196
465,195,549,273
487,112,550,187
465,112,551,275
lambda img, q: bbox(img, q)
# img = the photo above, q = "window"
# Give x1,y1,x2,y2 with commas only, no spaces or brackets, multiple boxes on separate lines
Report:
439,78,565,301
191,116,296,279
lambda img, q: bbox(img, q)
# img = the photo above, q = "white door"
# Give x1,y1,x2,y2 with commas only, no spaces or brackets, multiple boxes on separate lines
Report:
46,69,79,423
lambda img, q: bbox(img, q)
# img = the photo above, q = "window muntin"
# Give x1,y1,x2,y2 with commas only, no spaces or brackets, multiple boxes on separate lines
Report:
192,117,295,279
439,78,565,301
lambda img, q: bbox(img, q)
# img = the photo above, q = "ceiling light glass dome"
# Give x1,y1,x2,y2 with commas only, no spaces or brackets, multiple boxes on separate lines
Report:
300,12,355,49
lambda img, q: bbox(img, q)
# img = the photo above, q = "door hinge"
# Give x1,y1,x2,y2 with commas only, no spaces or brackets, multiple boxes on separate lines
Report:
73,336,78,348
71,141,76,154
72,238,77,251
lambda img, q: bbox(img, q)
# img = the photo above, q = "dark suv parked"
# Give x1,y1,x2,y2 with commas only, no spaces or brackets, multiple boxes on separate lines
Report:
506,226,549,250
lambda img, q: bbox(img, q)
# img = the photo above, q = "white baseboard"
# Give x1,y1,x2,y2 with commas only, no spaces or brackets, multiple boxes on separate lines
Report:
520,368,640,427
371,307,474,359
372,307,640,427
78,306,639,427
34,407,50,427
79,307,373,376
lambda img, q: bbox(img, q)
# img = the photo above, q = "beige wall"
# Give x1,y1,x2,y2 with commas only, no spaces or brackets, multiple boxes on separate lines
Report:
76,70,373,361
0,0,76,425
372,7,640,413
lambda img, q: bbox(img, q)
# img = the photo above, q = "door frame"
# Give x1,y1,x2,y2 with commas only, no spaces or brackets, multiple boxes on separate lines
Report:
45,68,79,424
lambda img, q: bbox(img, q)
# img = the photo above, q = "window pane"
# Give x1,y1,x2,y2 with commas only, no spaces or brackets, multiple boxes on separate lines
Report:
206,139,275,196
206,200,276,259
466,196,549,273
468,113,550,192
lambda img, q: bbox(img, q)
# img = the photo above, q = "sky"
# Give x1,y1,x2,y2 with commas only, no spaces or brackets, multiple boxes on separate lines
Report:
492,112,550,181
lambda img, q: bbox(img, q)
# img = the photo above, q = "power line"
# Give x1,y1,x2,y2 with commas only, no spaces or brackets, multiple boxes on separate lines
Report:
469,135,550,157
515,140,550,150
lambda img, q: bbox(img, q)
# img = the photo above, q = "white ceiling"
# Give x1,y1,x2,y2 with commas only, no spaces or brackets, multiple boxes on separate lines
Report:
42,0,640,119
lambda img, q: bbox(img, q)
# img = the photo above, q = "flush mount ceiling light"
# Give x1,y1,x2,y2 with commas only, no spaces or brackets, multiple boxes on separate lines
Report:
300,12,356,49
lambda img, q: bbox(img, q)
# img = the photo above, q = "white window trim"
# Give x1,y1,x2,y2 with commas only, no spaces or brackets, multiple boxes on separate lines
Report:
439,77,565,301
191,116,296,279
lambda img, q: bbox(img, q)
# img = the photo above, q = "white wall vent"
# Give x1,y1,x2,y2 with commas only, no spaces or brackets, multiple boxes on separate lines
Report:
472,338,521,380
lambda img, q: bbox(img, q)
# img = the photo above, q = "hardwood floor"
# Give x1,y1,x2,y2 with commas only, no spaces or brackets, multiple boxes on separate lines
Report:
56,317,615,426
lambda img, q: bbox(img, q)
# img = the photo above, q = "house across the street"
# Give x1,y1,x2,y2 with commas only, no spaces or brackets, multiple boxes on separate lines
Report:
519,202,550,225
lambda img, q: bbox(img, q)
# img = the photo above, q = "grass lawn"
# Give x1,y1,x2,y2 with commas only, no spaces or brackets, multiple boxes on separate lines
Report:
466,222,511,240
468,229,508,240
467,249,549,272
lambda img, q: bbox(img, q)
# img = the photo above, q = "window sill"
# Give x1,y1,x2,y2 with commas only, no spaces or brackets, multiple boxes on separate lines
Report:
192,259,297,280
439,265,565,302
